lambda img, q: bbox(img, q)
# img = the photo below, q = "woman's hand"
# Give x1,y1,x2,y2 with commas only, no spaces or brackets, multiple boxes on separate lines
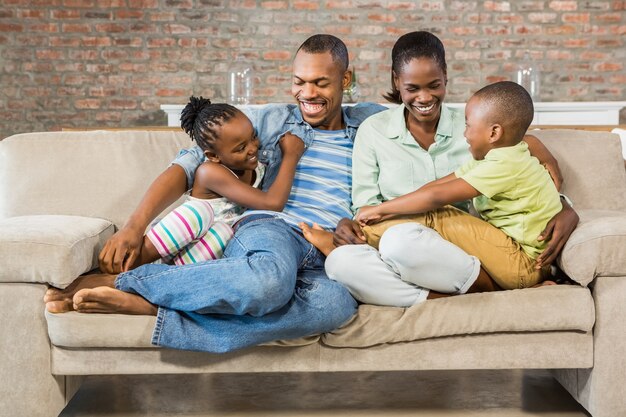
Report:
333,218,366,246
535,202,579,269
98,226,144,274
355,205,383,226
279,132,305,159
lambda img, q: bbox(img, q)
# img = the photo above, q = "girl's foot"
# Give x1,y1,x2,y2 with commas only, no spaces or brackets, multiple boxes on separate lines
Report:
73,287,157,315
299,222,336,256
44,273,117,313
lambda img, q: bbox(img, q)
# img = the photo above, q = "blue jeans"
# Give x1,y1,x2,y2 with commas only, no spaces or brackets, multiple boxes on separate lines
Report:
115,215,358,353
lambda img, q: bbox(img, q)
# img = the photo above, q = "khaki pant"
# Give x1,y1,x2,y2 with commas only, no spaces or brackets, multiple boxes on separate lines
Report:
361,206,550,290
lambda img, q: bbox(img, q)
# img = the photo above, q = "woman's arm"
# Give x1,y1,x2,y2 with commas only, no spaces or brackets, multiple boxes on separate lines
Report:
351,128,384,209
524,135,580,267
535,198,579,269
195,133,304,212
523,134,563,191
99,164,189,273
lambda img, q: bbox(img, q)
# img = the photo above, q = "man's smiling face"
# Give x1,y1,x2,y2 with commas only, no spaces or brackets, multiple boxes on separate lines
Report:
291,50,350,131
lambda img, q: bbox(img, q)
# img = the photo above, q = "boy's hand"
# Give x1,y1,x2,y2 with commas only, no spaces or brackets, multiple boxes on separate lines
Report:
355,205,383,226
535,203,579,269
279,132,305,159
333,218,366,246
99,227,143,274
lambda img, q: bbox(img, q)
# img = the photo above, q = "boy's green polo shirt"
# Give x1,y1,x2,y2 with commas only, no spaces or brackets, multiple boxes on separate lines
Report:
455,141,562,259
352,103,471,212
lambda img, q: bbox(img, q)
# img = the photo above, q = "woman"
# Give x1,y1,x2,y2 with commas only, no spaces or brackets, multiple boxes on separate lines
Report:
326,31,578,306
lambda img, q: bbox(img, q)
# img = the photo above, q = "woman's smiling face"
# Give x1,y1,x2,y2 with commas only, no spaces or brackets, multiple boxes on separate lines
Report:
394,56,447,125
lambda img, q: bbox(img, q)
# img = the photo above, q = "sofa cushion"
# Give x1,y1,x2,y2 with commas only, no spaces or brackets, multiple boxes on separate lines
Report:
0,215,114,288
0,131,190,229
46,285,593,350
558,209,626,286
323,285,594,348
45,310,320,348
532,129,626,211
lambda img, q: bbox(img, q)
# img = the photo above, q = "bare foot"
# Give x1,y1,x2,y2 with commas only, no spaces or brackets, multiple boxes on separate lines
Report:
73,287,158,315
532,280,557,288
44,273,118,313
45,299,75,314
299,222,336,256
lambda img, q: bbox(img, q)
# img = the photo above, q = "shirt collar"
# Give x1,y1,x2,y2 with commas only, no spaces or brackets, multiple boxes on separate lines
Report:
385,103,455,142
485,140,529,160
285,105,358,130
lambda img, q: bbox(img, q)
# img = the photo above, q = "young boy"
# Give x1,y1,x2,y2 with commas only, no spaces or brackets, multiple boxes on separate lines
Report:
301,81,562,290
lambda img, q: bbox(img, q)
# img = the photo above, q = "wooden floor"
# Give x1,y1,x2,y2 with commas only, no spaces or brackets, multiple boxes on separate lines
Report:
59,369,590,417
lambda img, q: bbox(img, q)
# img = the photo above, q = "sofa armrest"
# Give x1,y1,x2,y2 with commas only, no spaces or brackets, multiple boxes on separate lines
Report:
558,209,626,286
0,215,114,289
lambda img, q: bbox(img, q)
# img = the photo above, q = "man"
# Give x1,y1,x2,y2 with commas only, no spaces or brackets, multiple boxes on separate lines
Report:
44,34,386,353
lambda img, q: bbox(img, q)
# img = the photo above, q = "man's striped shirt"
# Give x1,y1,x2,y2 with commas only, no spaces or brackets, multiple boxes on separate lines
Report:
246,128,353,230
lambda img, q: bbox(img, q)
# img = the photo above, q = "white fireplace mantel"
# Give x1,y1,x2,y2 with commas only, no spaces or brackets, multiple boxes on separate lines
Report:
161,102,626,127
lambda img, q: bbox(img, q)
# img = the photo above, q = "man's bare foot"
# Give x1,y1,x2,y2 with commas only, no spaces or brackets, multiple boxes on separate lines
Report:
73,287,158,315
44,273,118,313
46,299,75,314
299,222,336,256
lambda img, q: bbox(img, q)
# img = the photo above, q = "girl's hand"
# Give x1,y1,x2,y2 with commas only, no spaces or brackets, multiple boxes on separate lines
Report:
355,205,383,226
279,132,305,159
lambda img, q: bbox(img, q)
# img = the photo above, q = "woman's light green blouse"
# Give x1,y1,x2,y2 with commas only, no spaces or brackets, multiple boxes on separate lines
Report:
352,103,471,213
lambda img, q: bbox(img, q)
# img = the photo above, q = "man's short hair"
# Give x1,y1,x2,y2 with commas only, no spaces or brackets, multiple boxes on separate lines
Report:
297,34,349,72
473,81,535,143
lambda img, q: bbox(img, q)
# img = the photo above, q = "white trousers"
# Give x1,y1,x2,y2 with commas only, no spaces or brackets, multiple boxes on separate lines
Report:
325,223,480,307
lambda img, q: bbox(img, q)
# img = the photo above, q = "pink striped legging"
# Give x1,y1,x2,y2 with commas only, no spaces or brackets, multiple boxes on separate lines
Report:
146,199,234,265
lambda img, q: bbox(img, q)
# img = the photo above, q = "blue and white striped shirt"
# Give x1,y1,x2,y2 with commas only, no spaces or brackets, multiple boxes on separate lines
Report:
247,128,353,230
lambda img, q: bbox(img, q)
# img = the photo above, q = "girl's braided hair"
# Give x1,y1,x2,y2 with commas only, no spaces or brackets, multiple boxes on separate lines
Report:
180,96,239,151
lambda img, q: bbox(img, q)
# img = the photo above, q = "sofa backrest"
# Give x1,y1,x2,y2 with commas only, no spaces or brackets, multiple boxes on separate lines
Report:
1,128,624,229
0,130,190,228
530,129,626,211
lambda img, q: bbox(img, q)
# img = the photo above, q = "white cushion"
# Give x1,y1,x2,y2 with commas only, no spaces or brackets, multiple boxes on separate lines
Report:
0,215,114,288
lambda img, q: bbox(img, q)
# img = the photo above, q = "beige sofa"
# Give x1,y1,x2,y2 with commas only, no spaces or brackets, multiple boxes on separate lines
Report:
1,128,625,417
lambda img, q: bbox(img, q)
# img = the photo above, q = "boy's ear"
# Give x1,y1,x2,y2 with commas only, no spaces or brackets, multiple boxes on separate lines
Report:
204,150,220,163
489,124,504,144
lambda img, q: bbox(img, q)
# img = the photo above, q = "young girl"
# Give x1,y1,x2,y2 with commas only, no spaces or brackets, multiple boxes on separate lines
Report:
132,95,304,268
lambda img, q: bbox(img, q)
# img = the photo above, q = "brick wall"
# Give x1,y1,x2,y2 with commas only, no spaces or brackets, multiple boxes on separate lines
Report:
1,0,624,139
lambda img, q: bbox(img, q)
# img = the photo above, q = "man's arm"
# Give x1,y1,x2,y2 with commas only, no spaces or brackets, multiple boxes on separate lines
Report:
98,164,188,273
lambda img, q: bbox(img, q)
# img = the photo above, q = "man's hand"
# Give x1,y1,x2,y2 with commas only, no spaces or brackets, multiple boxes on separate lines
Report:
535,203,579,269
333,218,366,246
98,227,144,274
